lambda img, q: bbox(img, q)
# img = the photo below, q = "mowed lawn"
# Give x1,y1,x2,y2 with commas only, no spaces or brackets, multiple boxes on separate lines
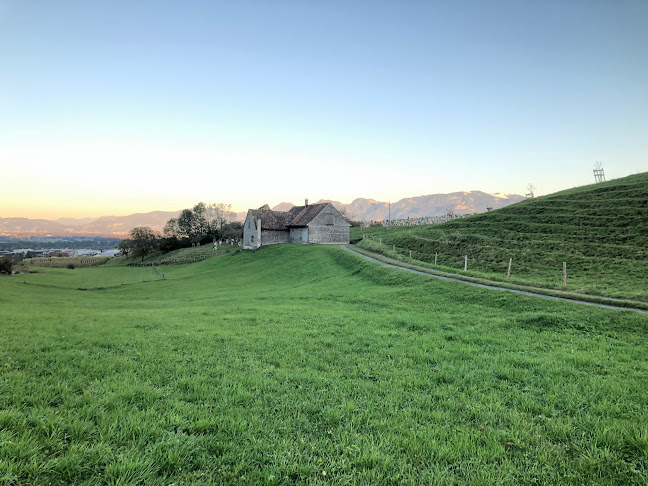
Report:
1,245,647,484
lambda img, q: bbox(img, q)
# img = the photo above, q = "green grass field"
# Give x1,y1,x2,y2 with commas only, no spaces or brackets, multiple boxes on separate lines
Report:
354,172,648,302
1,244,646,484
103,242,240,267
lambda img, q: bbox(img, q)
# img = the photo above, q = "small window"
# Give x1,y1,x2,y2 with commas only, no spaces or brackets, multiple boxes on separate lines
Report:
325,214,334,225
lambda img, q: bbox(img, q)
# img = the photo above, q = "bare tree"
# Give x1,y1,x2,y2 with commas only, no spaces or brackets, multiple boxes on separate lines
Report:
526,183,536,198
206,203,236,231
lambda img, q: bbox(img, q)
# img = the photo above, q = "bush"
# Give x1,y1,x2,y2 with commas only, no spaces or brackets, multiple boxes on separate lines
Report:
159,236,191,253
67,264,75,270
0,257,13,275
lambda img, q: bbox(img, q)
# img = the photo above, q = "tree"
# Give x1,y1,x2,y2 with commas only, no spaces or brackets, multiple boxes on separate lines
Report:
117,239,133,259
176,209,197,241
206,203,235,232
159,201,238,252
220,222,243,241
163,218,180,238
191,202,210,239
130,227,159,261
0,257,12,275
174,205,209,244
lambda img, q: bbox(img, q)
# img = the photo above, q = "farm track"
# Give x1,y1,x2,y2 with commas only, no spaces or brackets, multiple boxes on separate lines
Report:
342,245,648,314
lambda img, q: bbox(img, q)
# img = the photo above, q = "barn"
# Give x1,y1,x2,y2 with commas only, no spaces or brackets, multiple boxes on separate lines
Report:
242,201,350,250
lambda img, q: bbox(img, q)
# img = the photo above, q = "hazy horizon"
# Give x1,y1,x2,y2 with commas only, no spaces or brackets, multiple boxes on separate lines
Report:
5,187,529,221
2,1,646,219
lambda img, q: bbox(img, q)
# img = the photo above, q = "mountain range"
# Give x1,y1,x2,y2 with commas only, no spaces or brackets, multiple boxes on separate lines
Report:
1,191,526,237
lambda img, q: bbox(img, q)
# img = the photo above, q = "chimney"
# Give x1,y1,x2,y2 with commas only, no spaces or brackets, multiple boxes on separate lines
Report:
305,198,309,207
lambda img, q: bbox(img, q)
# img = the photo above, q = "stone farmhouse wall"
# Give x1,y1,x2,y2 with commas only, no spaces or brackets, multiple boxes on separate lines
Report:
307,207,350,244
242,213,262,249
262,230,289,245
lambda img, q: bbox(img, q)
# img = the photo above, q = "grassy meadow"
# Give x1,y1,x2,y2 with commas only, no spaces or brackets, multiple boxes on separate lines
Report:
104,243,240,267
354,172,648,303
1,244,647,484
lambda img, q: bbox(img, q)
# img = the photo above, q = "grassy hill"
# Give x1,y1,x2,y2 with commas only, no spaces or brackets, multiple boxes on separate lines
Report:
354,172,648,302
104,242,240,267
1,245,647,484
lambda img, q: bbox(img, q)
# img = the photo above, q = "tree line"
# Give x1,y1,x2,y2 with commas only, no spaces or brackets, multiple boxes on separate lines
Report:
119,202,243,261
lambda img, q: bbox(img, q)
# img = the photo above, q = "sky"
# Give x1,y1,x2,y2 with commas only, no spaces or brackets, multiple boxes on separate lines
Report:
1,0,646,219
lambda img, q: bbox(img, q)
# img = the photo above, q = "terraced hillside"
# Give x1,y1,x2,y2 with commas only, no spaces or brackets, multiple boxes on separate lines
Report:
354,172,648,302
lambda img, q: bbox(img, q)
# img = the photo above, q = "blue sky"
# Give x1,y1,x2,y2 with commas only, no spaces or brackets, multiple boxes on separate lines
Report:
1,1,646,218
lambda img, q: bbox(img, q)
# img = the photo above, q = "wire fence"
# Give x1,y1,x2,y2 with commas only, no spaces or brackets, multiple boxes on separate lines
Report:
358,234,571,286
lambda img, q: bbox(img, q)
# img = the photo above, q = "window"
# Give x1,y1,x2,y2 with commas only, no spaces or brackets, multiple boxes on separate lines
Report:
325,214,334,225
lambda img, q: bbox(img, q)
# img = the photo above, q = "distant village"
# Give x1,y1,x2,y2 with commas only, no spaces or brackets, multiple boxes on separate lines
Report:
0,248,120,260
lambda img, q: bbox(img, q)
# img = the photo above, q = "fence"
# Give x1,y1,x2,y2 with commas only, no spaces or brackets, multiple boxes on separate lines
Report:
358,235,572,286
24,257,110,268
126,255,215,266
360,214,468,229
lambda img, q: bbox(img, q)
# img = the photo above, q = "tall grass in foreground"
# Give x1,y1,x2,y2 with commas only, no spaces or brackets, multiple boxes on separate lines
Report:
1,245,647,484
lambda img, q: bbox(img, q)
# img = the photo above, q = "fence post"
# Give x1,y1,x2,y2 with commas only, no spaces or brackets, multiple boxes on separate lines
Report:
409,249,412,259
563,262,567,286
507,258,512,278
435,253,437,265
392,244,395,252
464,255,468,271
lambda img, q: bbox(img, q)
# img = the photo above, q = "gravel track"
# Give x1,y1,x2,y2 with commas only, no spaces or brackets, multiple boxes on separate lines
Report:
342,245,648,315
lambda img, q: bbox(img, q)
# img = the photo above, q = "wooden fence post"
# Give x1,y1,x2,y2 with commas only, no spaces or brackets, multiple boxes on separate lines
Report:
464,255,468,271
392,244,395,252
409,249,412,259
507,258,512,278
435,253,437,265
563,262,567,286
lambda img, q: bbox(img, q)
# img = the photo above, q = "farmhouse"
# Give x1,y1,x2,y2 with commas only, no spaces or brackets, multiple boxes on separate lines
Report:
243,201,350,250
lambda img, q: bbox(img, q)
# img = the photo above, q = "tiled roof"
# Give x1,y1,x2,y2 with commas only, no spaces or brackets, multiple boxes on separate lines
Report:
247,209,293,230
247,203,330,230
287,203,328,226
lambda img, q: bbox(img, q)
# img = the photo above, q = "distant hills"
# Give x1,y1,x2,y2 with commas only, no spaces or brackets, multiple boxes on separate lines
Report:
0,211,182,238
274,191,526,222
1,191,526,237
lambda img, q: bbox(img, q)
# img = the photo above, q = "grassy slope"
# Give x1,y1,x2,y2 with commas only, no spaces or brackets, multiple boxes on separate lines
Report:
354,172,648,302
1,245,647,484
104,242,240,267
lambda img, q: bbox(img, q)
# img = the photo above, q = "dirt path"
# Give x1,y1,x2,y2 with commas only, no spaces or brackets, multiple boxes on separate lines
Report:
342,245,648,315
